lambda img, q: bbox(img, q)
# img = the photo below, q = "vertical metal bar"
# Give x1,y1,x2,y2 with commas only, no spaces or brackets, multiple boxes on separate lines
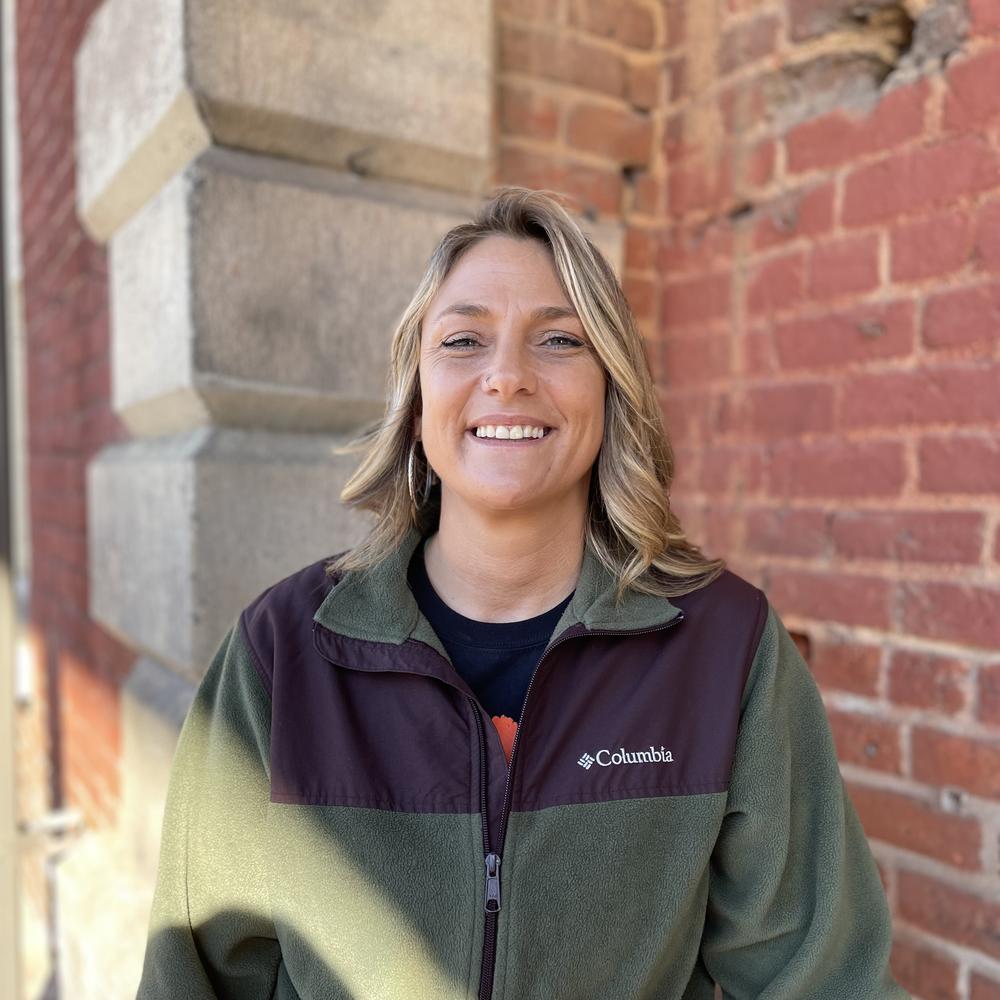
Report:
0,0,23,994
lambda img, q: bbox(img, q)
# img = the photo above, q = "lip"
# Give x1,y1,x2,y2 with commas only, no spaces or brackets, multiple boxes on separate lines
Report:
466,413,555,431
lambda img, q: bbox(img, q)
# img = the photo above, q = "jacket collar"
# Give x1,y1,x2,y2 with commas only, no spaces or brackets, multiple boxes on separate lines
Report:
312,524,683,681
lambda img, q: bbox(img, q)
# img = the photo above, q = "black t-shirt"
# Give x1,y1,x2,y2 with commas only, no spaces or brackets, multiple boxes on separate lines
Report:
406,538,574,762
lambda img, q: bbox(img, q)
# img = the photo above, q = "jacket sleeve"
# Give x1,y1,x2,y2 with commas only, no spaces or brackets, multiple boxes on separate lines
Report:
136,613,281,999
699,599,911,1000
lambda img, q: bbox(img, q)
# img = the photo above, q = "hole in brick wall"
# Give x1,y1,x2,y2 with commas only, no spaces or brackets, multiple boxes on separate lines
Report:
767,0,967,128
789,629,812,664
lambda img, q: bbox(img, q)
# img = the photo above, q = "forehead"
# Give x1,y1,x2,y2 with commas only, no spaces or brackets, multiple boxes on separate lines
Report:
426,235,573,323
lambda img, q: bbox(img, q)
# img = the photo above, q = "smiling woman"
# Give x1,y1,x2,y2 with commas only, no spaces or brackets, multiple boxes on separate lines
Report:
137,187,910,1000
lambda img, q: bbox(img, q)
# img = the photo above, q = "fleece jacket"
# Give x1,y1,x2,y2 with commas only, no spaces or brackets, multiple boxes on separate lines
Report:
136,523,911,1000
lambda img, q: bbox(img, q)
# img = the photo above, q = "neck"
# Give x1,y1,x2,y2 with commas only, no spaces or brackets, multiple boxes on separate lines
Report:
423,491,588,623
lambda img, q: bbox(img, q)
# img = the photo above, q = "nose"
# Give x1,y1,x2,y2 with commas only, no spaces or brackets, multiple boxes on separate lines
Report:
481,338,537,396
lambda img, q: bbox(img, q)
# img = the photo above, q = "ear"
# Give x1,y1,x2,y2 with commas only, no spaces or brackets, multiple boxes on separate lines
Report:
412,410,421,441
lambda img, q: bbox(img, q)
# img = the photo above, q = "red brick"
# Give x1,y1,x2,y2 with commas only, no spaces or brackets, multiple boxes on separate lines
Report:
625,226,659,272
753,182,835,250
498,84,560,141
668,156,732,214
972,973,1000,1000
700,442,749,492
626,59,663,112
978,663,1000,725
920,435,1000,495
569,0,656,50
498,145,622,216
889,936,960,1000
745,506,827,558
808,232,880,300
499,25,627,98
848,783,981,869
827,708,902,773
891,211,973,282
901,579,1000,651
766,438,905,499
774,300,915,370
787,81,927,173
923,282,1000,353
969,0,1000,34
747,249,806,316
659,387,711,440
623,274,655,321
888,650,971,715
661,271,730,326
743,326,775,375
665,1,685,48
718,13,780,75
840,365,1000,428
662,331,731,383
973,199,1000,272
745,381,834,435
770,569,892,629
811,639,881,696
829,510,984,565
657,219,733,272
843,137,1000,227
913,726,1000,800
741,138,775,192
944,47,1000,131
566,102,653,166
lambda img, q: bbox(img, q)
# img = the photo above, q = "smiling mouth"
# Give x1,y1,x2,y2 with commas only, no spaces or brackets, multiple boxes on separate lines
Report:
466,428,554,443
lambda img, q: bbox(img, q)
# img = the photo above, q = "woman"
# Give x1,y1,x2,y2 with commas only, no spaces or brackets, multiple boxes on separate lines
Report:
137,187,909,999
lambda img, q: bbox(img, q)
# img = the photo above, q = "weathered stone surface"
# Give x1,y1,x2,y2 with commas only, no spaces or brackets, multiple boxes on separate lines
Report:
88,427,368,680
76,0,493,239
111,151,480,437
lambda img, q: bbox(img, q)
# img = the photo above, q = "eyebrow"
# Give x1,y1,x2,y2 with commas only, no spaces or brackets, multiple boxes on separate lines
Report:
432,302,581,325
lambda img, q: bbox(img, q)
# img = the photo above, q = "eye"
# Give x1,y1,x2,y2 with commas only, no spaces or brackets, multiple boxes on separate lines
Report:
441,335,480,349
545,333,584,348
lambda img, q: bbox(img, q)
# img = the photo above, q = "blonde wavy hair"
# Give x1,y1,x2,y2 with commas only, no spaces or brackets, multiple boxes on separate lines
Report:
325,185,725,604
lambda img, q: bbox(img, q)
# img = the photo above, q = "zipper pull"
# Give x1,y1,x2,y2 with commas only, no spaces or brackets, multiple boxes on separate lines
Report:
484,852,501,913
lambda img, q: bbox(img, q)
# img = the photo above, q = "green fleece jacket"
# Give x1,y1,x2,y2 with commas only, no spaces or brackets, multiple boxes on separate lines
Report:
136,525,910,999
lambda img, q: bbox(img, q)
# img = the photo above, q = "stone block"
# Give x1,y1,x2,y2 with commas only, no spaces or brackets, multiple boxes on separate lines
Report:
76,0,492,239
88,427,369,680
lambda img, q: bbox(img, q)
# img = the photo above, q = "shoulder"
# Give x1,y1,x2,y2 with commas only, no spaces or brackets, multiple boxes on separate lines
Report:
237,550,348,689
667,566,769,640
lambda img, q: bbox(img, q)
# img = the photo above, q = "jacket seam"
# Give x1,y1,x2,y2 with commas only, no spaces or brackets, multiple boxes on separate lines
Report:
269,791,473,811
239,610,274,700
515,781,730,811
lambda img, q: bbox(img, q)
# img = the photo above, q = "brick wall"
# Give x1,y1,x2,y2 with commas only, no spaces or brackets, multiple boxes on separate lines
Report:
497,1,1000,997
16,0,131,838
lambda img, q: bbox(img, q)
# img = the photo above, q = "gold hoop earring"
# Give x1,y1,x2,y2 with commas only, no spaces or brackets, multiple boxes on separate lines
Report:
407,441,437,507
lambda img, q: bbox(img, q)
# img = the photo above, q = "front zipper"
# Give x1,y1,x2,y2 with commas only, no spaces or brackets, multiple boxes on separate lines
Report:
473,611,685,1000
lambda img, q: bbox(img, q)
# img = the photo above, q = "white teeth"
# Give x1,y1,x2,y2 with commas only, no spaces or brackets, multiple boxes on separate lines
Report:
474,424,548,439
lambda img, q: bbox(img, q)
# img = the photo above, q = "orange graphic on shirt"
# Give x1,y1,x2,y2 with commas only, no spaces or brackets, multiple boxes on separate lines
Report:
492,715,518,764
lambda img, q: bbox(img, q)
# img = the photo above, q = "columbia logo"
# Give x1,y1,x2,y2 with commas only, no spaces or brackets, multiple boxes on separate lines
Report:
576,745,675,769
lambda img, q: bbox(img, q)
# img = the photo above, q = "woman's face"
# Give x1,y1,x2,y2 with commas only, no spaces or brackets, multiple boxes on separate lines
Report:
415,234,607,518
